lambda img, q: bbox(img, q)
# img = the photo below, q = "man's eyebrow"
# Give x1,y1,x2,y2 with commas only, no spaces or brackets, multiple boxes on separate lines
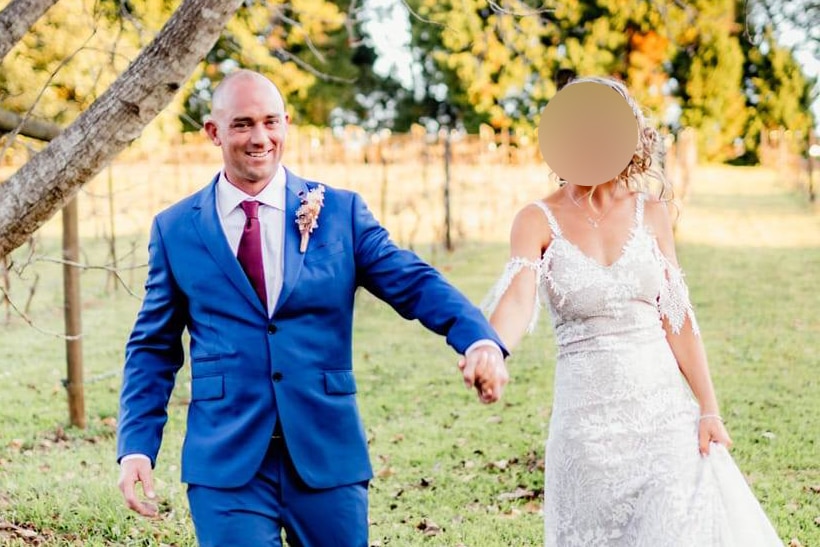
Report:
230,114,283,123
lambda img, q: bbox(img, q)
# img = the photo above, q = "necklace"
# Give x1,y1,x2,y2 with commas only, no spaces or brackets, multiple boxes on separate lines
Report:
565,185,618,228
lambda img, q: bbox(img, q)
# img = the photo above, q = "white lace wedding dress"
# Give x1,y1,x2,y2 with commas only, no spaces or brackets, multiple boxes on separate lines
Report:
484,194,783,547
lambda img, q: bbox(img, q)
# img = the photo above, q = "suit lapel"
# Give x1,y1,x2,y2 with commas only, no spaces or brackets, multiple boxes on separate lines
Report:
192,175,267,316
274,169,308,314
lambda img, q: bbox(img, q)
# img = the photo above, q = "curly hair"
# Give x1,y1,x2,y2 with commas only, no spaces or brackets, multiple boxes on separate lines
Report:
560,75,673,201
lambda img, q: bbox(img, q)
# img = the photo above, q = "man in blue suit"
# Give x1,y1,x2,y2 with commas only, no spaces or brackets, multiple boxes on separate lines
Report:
117,69,508,546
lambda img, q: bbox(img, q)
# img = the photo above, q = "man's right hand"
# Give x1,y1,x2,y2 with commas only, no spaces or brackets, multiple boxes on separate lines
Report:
118,457,159,517
458,345,508,403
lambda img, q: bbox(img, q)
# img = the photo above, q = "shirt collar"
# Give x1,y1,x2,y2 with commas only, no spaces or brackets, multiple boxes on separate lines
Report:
216,165,287,215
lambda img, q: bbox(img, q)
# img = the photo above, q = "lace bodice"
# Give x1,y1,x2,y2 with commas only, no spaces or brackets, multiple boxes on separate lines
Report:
483,193,698,341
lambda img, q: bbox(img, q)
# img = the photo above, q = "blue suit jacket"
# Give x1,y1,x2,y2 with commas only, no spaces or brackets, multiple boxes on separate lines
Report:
117,170,505,489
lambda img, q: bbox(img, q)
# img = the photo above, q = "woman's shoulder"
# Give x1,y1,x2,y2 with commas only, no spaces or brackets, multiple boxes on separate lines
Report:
510,196,556,244
516,194,559,225
640,193,675,227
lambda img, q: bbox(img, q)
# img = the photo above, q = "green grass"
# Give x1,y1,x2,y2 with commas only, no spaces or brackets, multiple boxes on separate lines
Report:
1,165,819,546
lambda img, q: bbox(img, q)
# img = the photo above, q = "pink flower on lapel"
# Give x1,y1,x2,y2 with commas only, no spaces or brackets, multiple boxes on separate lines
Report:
295,184,326,253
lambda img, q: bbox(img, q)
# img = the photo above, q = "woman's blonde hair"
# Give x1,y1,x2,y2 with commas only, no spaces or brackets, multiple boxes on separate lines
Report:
560,75,673,201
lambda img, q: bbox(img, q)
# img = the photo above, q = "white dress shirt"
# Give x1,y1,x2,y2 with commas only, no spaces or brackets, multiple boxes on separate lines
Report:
216,165,286,315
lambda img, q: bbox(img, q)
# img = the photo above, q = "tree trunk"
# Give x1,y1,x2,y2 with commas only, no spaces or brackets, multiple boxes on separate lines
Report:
0,0,60,63
0,0,243,259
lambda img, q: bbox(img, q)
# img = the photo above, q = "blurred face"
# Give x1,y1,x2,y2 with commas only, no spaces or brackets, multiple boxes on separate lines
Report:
537,81,638,187
204,73,290,195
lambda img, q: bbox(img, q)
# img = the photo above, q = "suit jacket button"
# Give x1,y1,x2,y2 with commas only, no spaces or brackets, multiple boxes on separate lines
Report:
267,324,277,334
272,372,283,382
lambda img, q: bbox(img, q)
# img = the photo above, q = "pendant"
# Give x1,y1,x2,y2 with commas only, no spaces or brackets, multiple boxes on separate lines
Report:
588,218,599,228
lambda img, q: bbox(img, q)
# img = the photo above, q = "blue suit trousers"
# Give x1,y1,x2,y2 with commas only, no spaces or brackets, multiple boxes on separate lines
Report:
188,437,369,546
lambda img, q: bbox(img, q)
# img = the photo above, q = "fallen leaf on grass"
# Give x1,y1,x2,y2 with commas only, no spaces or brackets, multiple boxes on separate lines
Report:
487,459,511,471
0,520,44,541
497,487,538,502
788,539,803,547
416,518,442,536
500,507,521,518
377,467,395,479
524,500,542,514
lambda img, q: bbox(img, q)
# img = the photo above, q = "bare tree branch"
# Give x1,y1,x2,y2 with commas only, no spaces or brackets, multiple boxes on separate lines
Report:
0,0,245,259
0,0,60,63
0,109,61,141
397,0,447,28
273,48,358,83
0,31,94,157
34,255,144,299
271,6,329,64
486,0,556,17
0,287,82,340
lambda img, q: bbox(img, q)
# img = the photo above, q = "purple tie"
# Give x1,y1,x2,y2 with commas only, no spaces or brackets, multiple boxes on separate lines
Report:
237,201,267,310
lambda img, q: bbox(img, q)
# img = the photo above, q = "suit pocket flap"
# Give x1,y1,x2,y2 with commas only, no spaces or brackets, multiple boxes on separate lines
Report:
324,370,357,395
305,240,344,263
191,375,224,401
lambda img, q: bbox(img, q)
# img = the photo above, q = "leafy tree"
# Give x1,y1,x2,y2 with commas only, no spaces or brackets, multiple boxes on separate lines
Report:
669,0,748,161
179,0,399,131
735,0,817,162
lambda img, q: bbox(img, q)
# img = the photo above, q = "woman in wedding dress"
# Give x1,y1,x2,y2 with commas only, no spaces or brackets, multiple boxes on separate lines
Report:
482,76,783,546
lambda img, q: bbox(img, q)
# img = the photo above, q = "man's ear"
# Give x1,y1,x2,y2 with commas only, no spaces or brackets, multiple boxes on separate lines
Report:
203,117,220,146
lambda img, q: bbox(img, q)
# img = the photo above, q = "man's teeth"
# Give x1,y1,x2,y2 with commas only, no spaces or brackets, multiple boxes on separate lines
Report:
248,151,269,158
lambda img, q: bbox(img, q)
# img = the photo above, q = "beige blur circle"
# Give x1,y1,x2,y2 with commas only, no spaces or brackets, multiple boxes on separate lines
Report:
538,81,638,186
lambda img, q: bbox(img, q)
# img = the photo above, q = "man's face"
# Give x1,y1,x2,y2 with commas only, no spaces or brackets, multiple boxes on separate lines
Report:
205,75,290,194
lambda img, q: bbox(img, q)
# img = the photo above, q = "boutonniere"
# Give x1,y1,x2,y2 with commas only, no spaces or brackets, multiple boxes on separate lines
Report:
295,184,326,253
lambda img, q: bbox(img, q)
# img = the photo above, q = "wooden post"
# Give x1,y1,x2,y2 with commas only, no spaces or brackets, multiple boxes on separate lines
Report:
62,196,85,429
808,131,817,203
378,136,389,222
443,129,453,252
1,255,10,325
106,165,118,292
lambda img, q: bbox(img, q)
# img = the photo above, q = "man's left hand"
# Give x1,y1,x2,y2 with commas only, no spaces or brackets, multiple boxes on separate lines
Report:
459,346,508,404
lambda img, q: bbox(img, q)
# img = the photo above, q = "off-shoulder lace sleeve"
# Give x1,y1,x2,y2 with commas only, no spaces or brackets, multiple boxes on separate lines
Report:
480,257,542,333
656,253,700,336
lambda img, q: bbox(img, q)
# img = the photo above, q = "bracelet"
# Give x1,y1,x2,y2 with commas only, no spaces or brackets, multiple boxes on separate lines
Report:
699,413,723,422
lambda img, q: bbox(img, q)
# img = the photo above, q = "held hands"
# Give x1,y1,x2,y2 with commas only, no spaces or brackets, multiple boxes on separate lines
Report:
458,345,508,404
118,457,159,518
698,414,732,456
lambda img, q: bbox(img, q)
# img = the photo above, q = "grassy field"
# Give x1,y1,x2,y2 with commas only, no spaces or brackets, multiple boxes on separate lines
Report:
0,164,818,546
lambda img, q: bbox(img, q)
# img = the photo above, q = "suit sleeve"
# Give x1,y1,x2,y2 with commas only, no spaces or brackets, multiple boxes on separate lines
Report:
117,218,187,466
351,193,507,356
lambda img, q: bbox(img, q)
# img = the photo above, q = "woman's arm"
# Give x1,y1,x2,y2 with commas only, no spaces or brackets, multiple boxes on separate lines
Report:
488,204,551,351
645,200,732,454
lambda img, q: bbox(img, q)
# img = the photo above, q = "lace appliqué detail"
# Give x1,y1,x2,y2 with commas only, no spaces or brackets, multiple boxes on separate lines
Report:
653,246,700,336
481,257,543,333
